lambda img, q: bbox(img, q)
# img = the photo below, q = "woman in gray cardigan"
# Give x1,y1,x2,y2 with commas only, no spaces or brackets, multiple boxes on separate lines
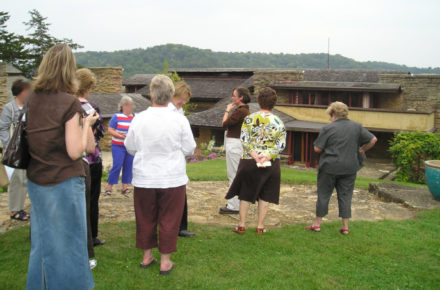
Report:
0,79,31,221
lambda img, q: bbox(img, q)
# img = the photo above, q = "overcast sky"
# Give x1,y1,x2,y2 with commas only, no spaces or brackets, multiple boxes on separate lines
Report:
2,0,440,67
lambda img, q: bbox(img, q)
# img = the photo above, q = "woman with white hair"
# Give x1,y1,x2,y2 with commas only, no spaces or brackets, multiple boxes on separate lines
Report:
125,75,196,275
105,95,135,196
307,101,377,235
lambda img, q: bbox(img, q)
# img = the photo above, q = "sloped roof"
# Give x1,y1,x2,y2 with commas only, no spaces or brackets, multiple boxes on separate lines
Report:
270,81,401,93
303,69,409,83
239,76,254,90
171,68,255,73
284,120,326,132
122,74,156,86
187,97,294,128
184,78,246,101
88,93,151,118
136,85,149,97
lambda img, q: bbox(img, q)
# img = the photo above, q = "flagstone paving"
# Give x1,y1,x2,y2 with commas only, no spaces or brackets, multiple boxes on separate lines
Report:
0,181,415,234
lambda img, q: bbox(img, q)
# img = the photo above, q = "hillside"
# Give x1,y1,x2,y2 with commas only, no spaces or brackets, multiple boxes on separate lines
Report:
75,44,440,78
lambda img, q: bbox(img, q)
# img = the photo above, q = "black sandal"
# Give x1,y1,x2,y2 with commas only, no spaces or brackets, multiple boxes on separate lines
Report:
104,190,112,196
121,189,131,197
140,258,157,269
10,210,29,221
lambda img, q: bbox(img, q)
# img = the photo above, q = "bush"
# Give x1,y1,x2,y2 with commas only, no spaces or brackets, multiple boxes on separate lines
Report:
389,131,440,183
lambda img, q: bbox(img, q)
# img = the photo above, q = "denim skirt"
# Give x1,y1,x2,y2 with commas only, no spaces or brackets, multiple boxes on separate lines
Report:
26,176,94,290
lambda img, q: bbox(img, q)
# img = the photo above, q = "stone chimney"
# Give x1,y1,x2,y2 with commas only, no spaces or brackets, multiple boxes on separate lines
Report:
89,67,123,94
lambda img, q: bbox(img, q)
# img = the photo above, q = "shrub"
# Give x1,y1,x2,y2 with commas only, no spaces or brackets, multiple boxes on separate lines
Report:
389,131,440,183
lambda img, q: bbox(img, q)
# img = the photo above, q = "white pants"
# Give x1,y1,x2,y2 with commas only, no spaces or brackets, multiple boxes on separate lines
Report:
8,169,27,212
225,136,242,210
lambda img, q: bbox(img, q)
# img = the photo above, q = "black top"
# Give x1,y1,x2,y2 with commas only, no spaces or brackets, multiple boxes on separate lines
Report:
314,118,374,175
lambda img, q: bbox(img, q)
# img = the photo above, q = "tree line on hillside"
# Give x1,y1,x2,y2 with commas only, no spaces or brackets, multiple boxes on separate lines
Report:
1,10,438,79
0,10,81,78
75,43,440,78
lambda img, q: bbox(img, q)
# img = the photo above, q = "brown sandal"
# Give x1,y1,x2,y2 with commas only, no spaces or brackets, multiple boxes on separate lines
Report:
233,226,246,234
256,228,267,234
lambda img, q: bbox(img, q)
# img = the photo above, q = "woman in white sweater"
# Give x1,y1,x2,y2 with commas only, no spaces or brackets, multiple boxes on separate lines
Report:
124,75,196,276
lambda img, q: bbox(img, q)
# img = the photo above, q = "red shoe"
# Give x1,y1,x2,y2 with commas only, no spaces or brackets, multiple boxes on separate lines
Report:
339,228,349,235
306,225,321,232
233,226,246,234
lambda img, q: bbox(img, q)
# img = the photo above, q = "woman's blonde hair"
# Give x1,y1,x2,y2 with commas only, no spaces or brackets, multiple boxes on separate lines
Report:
33,44,78,94
118,95,134,112
326,101,349,118
76,68,96,96
150,75,175,105
173,81,191,101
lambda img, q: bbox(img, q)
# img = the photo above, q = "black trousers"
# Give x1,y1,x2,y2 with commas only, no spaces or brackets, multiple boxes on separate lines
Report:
179,194,188,231
83,161,95,259
316,170,357,219
89,163,103,239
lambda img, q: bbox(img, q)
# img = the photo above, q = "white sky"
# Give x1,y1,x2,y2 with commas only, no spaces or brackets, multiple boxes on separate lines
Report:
2,0,440,67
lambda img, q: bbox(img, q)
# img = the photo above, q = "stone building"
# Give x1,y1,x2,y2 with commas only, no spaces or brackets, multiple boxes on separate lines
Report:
123,74,155,96
0,63,28,111
186,68,440,167
88,67,150,151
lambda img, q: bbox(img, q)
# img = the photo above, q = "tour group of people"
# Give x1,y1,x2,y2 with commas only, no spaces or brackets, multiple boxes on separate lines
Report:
0,44,377,289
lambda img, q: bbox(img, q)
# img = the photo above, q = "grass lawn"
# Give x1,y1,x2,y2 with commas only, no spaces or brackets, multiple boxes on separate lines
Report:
1,210,439,289
187,159,426,190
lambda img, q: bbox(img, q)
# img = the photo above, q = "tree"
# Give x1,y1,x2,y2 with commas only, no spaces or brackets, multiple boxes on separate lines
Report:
20,9,83,77
0,11,29,70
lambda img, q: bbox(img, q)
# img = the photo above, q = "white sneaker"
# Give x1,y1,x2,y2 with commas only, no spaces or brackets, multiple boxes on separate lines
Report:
89,259,97,269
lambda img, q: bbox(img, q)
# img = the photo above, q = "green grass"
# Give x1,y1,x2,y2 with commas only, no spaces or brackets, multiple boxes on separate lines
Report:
187,159,426,190
1,210,439,289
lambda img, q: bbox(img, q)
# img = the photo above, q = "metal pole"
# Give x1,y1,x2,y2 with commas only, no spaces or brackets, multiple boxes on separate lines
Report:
327,37,330,70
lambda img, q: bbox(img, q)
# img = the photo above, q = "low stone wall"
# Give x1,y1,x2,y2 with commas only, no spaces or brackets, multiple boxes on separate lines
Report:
90,67,123,94
99,118,112,152
0,77,7,111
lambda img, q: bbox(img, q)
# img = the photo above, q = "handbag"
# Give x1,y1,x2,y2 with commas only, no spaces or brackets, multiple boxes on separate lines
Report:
0,150,10,187
1,104,30,169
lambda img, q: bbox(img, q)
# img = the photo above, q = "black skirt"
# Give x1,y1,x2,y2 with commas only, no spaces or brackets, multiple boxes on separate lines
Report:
225,159,281,205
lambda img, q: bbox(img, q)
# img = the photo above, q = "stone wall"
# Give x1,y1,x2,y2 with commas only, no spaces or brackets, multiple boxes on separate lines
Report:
379,74,440,131
90,67,123,94
253,70,303,94
0,64,7,111
99,119,112,152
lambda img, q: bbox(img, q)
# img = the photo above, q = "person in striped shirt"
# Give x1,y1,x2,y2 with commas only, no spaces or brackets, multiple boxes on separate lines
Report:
105,96,135,196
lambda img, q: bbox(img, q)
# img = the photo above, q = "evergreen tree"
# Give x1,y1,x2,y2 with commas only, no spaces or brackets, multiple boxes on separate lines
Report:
0,11,29,71
21,9,83,77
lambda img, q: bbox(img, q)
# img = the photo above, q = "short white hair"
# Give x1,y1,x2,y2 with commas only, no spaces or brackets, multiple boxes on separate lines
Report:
118,95,134,112
149,75,175,105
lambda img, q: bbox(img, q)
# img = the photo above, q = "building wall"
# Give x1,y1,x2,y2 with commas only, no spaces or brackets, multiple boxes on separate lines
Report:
197,128,212,147
275,105,435,132
0,64,7,111
373,92,402,109
379,74,440,130
90,67,123,94
253,70,303,94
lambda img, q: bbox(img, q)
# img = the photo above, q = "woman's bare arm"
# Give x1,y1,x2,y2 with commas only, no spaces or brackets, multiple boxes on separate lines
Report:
86,127,95,154
65,112,98,160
